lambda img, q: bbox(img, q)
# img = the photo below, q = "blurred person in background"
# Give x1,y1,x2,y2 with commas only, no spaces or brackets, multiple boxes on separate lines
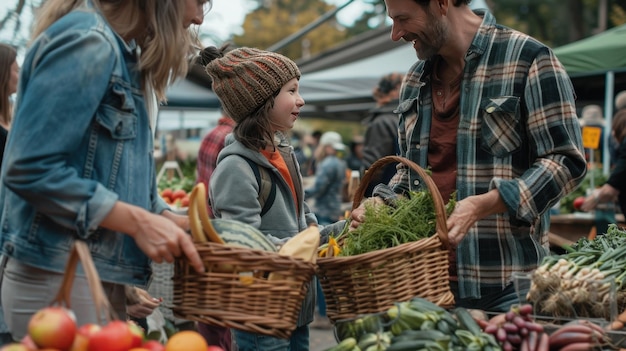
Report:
291,130,309,170
581,109,626,216
609,90,626,165
304,131,347,330
305,131,348,226
616,90,626,111
579,104,605,165
196,110,236,217
0,42,18,347
0,43,18,168
361,73,404,197
303,130,322,176
194,107,235,349
578,104,615,234
345,136,364,171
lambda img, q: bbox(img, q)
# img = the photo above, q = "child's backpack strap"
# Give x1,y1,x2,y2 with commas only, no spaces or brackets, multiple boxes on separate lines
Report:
240,156,276,216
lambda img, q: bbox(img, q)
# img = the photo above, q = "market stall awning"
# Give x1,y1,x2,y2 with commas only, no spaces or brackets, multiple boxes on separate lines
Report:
553,25,626,176
554,24,626,76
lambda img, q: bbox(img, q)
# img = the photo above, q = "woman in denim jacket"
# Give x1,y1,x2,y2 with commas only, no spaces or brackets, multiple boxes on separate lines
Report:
0,0,208,339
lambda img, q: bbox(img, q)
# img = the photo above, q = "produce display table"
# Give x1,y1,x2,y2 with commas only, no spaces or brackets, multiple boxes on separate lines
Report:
549,212,625,244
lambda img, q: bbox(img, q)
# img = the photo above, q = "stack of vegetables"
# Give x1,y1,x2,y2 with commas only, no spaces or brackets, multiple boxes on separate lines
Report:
527,224,626,321
319,190,456,258
327,297,502,351
328,298,612,351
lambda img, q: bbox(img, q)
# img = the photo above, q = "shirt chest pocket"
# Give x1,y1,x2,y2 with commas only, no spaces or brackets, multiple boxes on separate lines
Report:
96,81,138,140
480,96,522,158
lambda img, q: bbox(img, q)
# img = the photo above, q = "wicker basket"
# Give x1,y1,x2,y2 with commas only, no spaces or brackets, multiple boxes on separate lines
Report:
316,155,455,321
54,241,116,323
171,241,316,339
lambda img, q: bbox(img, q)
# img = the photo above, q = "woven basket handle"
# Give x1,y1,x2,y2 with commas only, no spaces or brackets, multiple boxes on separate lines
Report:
352,155,450,248
51,241,115,323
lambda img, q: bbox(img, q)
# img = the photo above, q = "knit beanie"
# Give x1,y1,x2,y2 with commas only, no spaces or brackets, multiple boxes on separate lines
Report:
204,47,301,123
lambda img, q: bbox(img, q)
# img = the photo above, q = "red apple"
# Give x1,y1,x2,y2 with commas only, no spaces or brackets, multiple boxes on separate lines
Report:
573,196,586,210
70,323,101,351
141,340,165,351
207,346,225,351
20,334,37,350
0,343,31,351
127,321,145,348
87,320,133,351
27,306,77,350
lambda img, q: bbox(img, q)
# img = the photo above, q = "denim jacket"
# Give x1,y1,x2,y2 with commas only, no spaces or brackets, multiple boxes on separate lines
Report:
304,155,346,223
0,1,168,286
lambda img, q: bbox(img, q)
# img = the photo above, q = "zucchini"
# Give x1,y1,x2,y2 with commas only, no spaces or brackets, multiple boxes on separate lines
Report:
326,337,357,351
386,339,444,351
453,308,481,335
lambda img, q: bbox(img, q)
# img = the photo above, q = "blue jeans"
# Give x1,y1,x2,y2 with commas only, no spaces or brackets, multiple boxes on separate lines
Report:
233,325,309,351
316,280,327,318
451,281,523,313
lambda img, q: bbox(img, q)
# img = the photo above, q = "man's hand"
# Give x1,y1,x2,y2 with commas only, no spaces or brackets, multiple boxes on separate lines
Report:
446,199,480,246
446,190,506,246
349,197,385,230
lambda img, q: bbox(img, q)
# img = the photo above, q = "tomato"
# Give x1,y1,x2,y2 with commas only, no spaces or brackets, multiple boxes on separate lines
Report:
160,188,173,202
573,196,586,210
181,196,190,207
172,189,187,201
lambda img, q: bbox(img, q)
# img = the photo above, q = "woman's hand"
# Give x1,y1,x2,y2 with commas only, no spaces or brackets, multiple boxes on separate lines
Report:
580,189,601,212
162,210,190,232
580,184,619,212
126,287,161,319
101,202,205,273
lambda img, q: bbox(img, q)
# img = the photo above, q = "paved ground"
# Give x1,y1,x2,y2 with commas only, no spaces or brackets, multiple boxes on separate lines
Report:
310,326,338,351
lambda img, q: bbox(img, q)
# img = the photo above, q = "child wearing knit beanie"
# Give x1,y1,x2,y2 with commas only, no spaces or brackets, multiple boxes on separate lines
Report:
195,45,337,351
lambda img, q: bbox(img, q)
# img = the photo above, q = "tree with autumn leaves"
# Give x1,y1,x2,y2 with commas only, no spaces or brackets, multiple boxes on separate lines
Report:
2,0,626,60
232,0,349,60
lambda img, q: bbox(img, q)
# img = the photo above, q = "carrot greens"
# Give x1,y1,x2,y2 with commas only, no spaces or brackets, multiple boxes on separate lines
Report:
338,190,456,256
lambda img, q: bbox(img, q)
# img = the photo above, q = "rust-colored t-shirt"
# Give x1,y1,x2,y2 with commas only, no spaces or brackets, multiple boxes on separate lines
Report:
429,60,461,281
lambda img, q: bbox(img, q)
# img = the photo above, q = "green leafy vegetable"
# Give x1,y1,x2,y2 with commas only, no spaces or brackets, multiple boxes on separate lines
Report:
339,190,456,256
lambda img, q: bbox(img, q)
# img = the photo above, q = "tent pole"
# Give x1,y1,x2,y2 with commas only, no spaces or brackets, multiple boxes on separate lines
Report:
265,0,355,53
603,71,615,176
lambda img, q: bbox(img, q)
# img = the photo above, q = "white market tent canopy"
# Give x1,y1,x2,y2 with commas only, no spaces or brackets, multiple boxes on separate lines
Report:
297,26,418,121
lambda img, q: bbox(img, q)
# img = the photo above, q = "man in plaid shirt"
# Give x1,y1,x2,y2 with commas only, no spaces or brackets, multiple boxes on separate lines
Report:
195,112,236,349
196,113,237,196
350,0,587,312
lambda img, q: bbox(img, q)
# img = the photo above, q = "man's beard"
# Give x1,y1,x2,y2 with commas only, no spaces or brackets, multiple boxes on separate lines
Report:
414,12,448,60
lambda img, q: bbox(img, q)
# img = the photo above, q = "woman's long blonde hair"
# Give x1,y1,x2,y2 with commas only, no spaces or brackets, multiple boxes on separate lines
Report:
32,0,199,101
